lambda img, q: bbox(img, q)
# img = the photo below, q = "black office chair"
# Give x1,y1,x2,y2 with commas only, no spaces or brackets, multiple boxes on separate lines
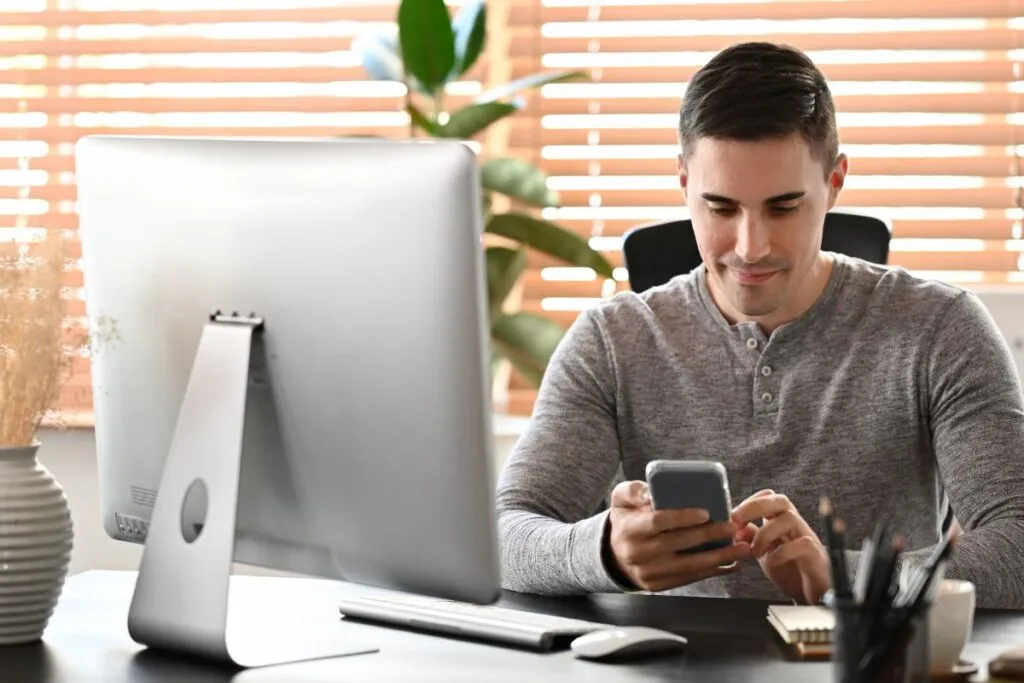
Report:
622,211,891,294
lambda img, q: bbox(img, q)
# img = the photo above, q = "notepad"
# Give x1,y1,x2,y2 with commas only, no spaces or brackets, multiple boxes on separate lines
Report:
766,605,835,660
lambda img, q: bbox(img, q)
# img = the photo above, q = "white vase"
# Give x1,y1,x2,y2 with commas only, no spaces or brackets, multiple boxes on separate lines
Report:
0,441,73,645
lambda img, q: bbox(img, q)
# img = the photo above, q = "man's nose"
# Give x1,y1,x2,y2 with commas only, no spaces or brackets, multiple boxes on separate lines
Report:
734,215,771,264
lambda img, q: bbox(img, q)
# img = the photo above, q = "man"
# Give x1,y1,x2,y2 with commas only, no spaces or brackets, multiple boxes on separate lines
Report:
495,42,1024,608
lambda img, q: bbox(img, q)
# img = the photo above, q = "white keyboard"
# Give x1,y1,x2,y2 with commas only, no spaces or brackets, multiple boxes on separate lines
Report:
337,594,611,650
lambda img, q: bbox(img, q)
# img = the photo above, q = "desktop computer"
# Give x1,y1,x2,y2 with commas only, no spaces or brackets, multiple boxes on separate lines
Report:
74,135,503,667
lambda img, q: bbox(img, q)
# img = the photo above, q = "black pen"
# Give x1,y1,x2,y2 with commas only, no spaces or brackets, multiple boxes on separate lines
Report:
878,535,905,603
819,497,851,598
832,518,851,599
863,521,892,607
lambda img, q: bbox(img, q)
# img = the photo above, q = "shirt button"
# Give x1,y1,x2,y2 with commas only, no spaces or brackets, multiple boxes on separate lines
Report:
761,366,772,377
761,392,773,403
746,338,758,349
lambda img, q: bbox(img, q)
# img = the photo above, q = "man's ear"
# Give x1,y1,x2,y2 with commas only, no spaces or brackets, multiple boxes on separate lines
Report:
677,153,689,201
827,153,849,209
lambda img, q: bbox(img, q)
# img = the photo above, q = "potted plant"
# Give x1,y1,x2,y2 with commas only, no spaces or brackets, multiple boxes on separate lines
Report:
0,227,80,644
354,0,614,397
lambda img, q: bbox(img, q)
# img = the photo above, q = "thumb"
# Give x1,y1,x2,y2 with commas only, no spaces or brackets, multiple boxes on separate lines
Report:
611,480,651,510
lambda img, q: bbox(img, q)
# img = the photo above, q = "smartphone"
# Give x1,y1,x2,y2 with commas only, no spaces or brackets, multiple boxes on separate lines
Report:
645,460,733,554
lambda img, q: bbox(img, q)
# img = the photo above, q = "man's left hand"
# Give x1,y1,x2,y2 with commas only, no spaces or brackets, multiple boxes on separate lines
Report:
730,490,831,605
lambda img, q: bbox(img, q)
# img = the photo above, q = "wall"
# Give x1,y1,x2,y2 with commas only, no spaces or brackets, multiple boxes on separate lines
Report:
35,419,526,577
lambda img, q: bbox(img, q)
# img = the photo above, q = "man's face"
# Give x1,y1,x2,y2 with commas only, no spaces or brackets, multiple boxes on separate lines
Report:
679,133,847,325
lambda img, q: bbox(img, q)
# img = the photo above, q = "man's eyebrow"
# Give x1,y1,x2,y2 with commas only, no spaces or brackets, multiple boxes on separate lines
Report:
698,191,805,204
699,193,736,204
766,191,805,203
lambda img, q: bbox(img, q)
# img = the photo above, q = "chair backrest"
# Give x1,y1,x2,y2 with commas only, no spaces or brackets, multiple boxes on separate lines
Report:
622,211,892,294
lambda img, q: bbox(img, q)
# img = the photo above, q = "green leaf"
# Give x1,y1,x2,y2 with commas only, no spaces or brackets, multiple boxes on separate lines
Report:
397,0,456,94
486,246,527,320
406,102,441,136
481,157,558,207
353,29,434,95
485,213,615,278
439,101,519,139
491,312,566,387
482,191,493,221
451,0,487,77
352,31,405,83
476,70,588,104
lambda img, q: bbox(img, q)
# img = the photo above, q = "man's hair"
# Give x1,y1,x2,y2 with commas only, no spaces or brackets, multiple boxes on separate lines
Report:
678,42,839,175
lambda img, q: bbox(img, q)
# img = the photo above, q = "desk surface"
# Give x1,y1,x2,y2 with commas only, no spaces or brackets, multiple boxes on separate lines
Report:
4,570,1024,683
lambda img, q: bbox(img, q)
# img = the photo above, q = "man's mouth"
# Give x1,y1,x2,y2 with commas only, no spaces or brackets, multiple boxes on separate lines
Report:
731,269,778,285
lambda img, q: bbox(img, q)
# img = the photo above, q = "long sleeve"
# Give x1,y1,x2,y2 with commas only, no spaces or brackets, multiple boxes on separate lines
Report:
911,290,1024,608
495,309,628,595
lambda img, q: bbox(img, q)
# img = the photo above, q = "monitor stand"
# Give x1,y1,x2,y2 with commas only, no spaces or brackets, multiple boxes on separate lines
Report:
125,313,378,667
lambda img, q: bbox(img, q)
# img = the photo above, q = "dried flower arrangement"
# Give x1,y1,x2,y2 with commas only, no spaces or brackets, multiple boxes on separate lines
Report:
0,228,87,447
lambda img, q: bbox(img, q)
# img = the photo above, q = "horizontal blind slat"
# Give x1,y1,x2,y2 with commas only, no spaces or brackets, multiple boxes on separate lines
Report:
520,125,1022,146
7,65,404,84
532,30,1021,53
524,62,1021,83
523,249,1022,273
538,0,1018,22
537,218,1021,241
4,96,408,114
538,93,1022,115
0,126,409,143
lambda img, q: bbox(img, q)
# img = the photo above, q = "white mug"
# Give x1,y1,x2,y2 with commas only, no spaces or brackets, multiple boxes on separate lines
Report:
927,579,976,674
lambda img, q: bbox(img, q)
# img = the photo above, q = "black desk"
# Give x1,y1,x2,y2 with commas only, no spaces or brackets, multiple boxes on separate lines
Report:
4,570,1023,682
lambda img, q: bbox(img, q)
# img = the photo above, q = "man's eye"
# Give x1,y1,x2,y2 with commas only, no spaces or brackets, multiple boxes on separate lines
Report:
773,205,799,215
709,206,735,216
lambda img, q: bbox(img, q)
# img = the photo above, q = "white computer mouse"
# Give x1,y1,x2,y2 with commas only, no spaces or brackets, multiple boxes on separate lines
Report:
569,626,688,661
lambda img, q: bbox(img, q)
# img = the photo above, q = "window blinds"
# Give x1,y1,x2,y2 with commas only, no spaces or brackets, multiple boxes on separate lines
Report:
3,0,1021,420
506,0,1024,416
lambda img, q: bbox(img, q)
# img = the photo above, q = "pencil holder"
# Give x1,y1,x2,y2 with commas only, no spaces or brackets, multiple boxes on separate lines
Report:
831,598,931,683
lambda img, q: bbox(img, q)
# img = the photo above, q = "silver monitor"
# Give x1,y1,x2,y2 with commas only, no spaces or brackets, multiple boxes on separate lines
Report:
75,135,501,667
973,288,1024,390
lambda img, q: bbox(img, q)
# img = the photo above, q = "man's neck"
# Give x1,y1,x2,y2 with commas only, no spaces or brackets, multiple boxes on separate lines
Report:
708,253,835,334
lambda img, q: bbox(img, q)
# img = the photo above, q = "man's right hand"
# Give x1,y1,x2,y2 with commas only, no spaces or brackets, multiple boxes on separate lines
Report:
607,480,753,592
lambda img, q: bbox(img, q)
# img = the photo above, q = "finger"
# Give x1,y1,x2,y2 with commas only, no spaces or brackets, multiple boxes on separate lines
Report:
752,511,806,558
652,521,737,555
733,489,774,508
763,535,822,570
617,514,722,564
643,507,712,535
640,560,742,594
731,493,794,525
641,541,753,583
611,480,651,510
733,522,758,545
618,518,733,565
